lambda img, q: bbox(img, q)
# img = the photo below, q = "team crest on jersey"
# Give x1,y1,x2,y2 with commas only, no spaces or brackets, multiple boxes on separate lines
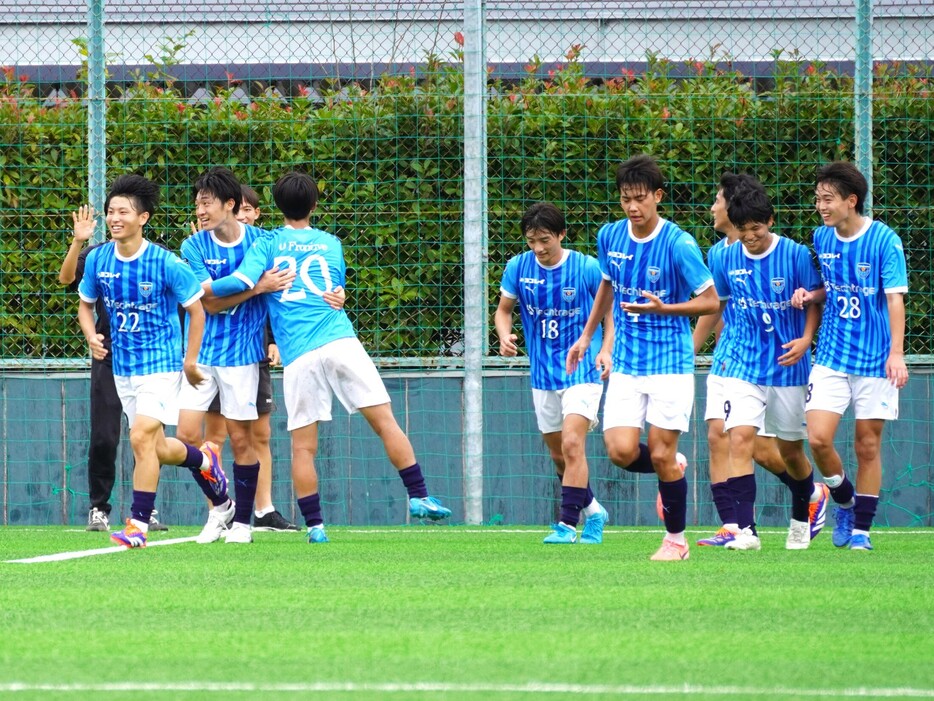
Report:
856,262,871,279
139,282,154,297
647,266,660,283
562,287,576,302
771,277,785,294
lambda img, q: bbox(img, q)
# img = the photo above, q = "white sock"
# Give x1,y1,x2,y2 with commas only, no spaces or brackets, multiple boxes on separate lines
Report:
130,518,149,533
723,522,740,533
665,531,686,545
852,528,870,537
581,498,602,518
255,506,274,518
213,499,232,512
810,484,822,502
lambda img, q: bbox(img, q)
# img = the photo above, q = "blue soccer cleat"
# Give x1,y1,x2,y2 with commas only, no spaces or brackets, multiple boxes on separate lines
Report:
307,525,329,544
580,505,609,544
199,441,228,501
110,519,147,548
697,527,738,547
832,505,855,547
849,533,873,551
409,496,452,521
809,483,830,540
543,522,577,544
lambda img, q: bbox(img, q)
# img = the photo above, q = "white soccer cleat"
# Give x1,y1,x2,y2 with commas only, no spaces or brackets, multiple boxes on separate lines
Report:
785,519,811,550
724,527,761,551
224,521,253,544
196,500,236,544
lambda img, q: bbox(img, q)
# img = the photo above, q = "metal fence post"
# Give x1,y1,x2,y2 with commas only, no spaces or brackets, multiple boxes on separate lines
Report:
855,0,874,214
462,0,487,525
87,0,107,236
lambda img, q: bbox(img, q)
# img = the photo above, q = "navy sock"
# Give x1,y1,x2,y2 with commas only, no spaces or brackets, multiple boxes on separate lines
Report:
829,475,855,505
297,493,323,528
854,493,879,531
585,483,595,506
622,443,655,474
179,444,204,469
776,470,794,489
729,474,757,534
398,463,428,499
658,478,688,534
131,490,156,525
711,481,736,525
232,462,260,525
559,486,589,527
789,472,815,523
189,467,228,506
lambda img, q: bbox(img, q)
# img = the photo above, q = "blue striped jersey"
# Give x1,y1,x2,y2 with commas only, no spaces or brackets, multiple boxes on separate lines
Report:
597,217,713,375
812,219,908,377
712,234,821,386
706,238,736,378
77,240,203,377
181,223,269,366
229,226,356,367
500,249,604,390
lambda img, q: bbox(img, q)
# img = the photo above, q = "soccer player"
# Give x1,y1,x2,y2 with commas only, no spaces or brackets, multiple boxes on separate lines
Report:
177,168,294,544
494,202,612,545
206,171,452,542
793,161,909,551
567,154,720,561
710,183,824,550
693,174,829,547
59,207,168,532
76,174,225,548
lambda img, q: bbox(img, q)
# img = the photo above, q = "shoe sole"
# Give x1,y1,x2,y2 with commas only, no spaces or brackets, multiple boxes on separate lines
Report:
253,527,301,532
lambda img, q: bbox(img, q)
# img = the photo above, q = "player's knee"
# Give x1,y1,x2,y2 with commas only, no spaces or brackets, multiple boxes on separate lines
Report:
853,434,880,463
606,443,636,468
806,429,834,456
560,433,585,461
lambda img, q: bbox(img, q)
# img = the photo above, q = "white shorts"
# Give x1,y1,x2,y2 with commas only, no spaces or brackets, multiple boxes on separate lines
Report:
114,372,181,426
721,377,807,441
805,364,899,421
704,374,775,437
532,383,603,434
177,363,259,421
283,337,391,431
603,373,694,433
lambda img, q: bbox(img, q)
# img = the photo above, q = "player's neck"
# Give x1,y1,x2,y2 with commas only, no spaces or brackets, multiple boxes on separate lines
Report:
630,213,660,239
834,213,867,239
115,234,144,257
283,216,311,229
721,225,740,244
213,217,241,242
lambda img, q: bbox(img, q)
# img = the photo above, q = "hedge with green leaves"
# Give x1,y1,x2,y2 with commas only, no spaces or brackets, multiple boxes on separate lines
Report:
1,53,931,360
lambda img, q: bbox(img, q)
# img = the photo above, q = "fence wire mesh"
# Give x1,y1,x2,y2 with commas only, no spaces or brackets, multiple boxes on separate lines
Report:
0,1,931,360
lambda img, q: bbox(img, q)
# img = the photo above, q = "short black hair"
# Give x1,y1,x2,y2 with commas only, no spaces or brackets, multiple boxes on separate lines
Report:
520,202,565,237
616,154,664,193
194,167,242,214
727,184,774,229
240,184,260,208
816,161,868,215
272,171,319,220
104,174,160,219
719,171,765,205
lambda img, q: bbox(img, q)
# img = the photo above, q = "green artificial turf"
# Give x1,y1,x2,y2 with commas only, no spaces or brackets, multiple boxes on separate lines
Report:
1,526,932,700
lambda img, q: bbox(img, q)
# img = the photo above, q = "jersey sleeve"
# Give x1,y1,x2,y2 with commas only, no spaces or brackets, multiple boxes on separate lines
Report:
881,229,908,294
596,223,612,280
796,243,822,291
211,236,271,296
181,235,211,284
499,256,520,299
77,247,100,303
710,246,731,300
167,254,205,308
583,255,603,296
674,232,714,295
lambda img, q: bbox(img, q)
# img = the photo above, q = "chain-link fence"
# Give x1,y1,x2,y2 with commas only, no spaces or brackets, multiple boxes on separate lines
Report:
0,0,932,361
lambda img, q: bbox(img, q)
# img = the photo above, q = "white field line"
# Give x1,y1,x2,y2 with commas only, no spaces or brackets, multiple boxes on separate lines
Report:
4,536,197,563
0,682,932,697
